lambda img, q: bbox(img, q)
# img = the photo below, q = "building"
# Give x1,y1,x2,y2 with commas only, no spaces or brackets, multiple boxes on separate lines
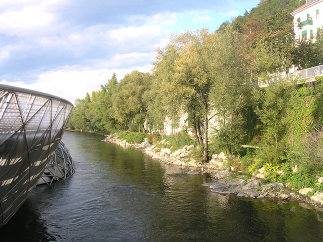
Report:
291,0,323,41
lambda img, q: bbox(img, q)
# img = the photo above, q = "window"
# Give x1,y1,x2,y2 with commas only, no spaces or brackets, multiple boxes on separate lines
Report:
310,30,313,39
302,30,307,40
317,9,319,19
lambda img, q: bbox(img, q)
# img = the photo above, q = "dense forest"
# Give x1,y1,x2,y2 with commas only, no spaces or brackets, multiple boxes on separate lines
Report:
68,0,322,190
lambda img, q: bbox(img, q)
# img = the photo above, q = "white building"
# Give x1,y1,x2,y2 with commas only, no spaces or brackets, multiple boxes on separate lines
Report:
291,0,323,41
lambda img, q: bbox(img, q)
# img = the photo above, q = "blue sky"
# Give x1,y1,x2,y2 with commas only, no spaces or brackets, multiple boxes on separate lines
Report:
0,0,260,103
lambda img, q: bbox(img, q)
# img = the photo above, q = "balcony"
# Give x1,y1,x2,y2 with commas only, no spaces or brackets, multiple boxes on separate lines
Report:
301,19,313,27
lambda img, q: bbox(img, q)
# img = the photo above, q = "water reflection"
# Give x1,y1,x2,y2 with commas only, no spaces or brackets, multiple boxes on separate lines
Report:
0,131,322,241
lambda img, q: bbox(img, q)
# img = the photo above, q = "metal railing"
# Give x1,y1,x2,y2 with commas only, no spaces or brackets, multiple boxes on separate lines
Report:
258,64,323,88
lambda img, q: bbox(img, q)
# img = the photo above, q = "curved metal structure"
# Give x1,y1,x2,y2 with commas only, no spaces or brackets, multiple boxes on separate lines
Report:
37,141,75,186
0,84,73,227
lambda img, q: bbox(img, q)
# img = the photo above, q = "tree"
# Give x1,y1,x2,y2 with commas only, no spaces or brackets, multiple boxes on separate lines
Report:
210,26,255,155
111,71,151,131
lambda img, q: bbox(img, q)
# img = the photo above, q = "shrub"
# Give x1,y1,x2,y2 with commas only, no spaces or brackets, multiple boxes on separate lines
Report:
118,131,147,144
161,130,194,151
147,133,162,145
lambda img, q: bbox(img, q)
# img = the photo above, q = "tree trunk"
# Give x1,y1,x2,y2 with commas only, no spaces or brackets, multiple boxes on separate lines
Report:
197,120,203,145
202,103,209,163
202,113,209,163
193,121,201,146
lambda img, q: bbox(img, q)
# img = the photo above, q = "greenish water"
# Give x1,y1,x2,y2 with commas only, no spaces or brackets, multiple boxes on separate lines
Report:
0,131,322,241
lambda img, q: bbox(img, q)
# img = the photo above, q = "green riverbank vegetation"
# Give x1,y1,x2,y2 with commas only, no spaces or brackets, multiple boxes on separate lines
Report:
68,0,323,193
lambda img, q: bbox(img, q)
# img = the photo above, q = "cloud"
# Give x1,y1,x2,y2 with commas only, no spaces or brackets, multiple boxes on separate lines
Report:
1,63,153,104
0,0,260,102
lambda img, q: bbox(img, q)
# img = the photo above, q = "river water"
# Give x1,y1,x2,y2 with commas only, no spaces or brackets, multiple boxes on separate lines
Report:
0,131,322,241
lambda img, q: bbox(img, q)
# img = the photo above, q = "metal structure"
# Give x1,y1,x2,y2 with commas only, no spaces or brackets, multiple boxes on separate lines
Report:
0,84,73,227
37,141,74,186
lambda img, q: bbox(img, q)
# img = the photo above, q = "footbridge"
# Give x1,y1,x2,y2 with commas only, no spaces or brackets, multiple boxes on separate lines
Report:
0,84,73,227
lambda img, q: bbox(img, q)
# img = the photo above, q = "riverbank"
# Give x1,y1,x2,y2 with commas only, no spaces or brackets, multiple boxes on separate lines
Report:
104,134,323,208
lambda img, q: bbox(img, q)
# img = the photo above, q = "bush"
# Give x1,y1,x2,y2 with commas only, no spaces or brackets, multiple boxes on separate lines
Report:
118,131,147,144
147,133,162,145
161,130,194,151
290,128,323,176
256,140,289,164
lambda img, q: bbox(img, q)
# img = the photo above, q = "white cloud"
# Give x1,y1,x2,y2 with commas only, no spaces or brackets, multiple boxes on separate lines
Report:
0,64,152,104
108,25,165,47
0,7,53,35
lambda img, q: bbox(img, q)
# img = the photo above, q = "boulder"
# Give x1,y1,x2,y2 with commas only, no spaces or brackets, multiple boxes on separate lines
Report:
311,192,323,206
299,188,313,196
186,145,194,151
255,173,266,179
228,178,246,186
244,180,261,190
214,161,224,168
262,183,284,189
218,152,227,161
161,148,171,156
212,154,218,159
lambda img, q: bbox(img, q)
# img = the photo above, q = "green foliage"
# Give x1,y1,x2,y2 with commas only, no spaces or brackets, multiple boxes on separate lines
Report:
189,146,203,161
68,0,322,190
161,131,194,151
247,159,264,175
118,131,147,144
147,133,162,145
293,29,323,69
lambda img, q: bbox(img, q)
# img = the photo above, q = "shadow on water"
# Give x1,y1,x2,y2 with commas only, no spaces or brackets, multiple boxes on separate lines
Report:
0,197,56,241
0,131,322,241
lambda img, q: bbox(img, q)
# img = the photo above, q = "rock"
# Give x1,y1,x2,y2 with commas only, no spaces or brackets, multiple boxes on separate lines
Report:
318,177,323,184
228,178,246,186
187,171,199,175
311,192,323,206
259,167,266,173
141,141,150,148
218,152,227,161
244,180,261,190
255,167,266,179
299,188,313,196
160,148,171,156
186,145,194,151
279,194,290,200
171,149,182,158
230,166,236,172
179,151,187,158
212,154,218,159
255,173,266,179
263,183,284,189
214,161,224,168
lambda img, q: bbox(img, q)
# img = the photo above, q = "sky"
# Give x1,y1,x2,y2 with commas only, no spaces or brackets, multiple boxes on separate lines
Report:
0,0,260,104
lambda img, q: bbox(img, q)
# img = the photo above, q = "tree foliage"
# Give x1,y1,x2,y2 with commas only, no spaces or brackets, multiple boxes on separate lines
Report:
68,0,322,172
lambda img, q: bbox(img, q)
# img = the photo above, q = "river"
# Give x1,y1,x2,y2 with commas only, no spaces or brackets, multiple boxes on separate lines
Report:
0,131,322,241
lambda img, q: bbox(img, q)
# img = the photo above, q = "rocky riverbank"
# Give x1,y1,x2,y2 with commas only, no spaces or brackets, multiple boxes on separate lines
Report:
104,134,323,208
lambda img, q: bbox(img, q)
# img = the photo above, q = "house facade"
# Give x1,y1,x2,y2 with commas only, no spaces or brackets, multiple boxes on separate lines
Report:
291,0,323,41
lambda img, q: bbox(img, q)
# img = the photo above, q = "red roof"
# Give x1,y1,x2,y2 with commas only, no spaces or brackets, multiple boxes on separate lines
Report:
291,0,321,15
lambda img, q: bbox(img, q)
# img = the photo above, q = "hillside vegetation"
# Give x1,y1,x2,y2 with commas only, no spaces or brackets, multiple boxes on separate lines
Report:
68,0,323,191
